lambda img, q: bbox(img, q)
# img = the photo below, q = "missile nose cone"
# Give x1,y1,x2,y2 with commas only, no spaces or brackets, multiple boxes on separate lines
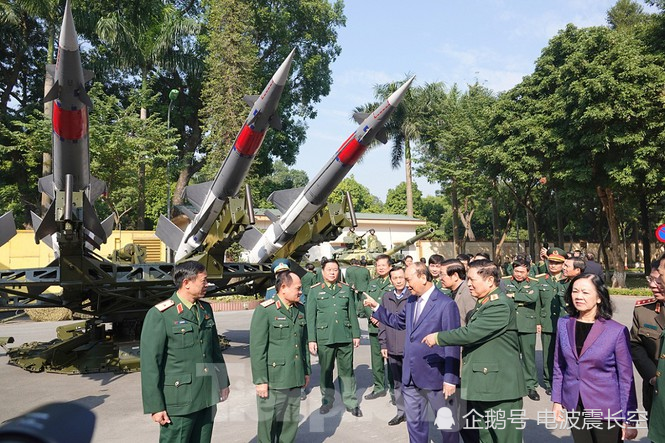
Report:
387,75,415,107
272,49,296,86
59,0,79,51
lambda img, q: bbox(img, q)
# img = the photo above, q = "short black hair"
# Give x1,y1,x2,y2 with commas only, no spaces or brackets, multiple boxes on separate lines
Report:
404,255,413,261
389,265,405,278
456,253,472,263
473,252,491,260
322,258,339,270
564,274,613,320
409,261,432,282
652,253,665,269
375,254,392,265
441,258,466,280
173,261,206,288
275,271,297,291
428,254,444,265
512,258,530,271
468,259,499,286
567,257,586,272
585,252,595,261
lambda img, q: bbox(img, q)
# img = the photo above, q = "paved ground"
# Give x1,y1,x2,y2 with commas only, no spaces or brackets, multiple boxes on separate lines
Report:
0,295,654,442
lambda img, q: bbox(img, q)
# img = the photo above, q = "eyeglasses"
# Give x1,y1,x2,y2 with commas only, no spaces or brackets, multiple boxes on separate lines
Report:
646,276,662,285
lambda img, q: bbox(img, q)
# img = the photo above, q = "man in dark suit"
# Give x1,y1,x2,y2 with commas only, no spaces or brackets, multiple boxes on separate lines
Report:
584,252,604,281
365,262,460,443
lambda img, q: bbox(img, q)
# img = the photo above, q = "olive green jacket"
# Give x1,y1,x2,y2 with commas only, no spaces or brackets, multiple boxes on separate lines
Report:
364,276,393,333
536,273,566,333
140,293,230,416
345,265,371,293
307,282,360,345
436,288,526,402
250,296,310,389
502,276,540,333
648,330,665,442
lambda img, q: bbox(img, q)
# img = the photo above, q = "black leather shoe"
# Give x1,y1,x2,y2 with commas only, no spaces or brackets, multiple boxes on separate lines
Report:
364,390,386,400
388,414,406,426
346,406,363,417
320,403,332,414
527,389,540,401
545,388,552,396
300,391,307,401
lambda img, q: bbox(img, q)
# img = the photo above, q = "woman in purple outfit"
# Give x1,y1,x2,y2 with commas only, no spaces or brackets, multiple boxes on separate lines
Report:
551,273,638,442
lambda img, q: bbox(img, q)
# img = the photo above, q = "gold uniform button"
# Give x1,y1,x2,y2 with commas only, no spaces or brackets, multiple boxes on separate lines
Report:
272,362,276,367
175,381,180,387
181,328,185,332
661,354,665,359
483,368,488,374
657,371,662,377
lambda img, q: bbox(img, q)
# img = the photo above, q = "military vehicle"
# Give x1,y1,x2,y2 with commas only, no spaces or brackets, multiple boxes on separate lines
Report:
334,228,434,265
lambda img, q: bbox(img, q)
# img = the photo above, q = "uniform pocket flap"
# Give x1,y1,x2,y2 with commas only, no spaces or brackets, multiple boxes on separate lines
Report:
269,358,286,367
172,323,194,334
164,373,192,386
317,323,328,329
272,320,290,328
471,363,499,374
638,326,657,337
344,321,352,327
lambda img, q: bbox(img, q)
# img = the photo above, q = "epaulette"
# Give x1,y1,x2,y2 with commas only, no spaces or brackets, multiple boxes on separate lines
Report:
311,283,321,288
535,273,547,278
635,298,657,306
338,282,348,287
155,299,175,312
260,298,276,307
490,293,500,301
501,275,511,280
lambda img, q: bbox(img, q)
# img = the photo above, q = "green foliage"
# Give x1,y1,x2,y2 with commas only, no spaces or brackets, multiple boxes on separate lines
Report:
328,175,383,213
384,181,423,216
247,160,309,208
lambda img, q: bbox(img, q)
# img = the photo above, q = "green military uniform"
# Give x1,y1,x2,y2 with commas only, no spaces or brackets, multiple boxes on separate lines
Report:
344,264,371,316
363,276,393,395
436,288,526,443
503,275,540,392
648,329,665,443
536,272,566,391
141,293,230,443
306,282,361,409
630,298,665,418
250,295,310,443
300,270,317,304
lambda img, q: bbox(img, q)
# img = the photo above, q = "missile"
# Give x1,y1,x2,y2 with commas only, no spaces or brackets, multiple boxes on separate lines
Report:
243,76,415,263
31,0,111,248
156,49,296,261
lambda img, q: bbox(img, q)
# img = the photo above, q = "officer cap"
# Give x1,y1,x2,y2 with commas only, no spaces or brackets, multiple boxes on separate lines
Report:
271,258,290,274
547,247,566,263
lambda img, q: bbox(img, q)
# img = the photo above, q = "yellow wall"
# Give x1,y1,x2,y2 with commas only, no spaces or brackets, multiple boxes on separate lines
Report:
0,230,166,269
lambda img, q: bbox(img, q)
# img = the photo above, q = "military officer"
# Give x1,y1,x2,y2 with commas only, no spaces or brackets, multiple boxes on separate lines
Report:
140,261,230,443
300,263,317,304
428,254,445,290
363,254,394,400
503,258,540,401
648,329,665,443
345,258,371,317
250,271,310,443
264,258,292,300
630,256,665,421
423,259,526,443
535,247,566,395
306,258,362,417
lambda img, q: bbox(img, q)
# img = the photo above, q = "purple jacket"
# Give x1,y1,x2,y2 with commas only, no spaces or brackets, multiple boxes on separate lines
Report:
374,287,460,389
552,316,637,420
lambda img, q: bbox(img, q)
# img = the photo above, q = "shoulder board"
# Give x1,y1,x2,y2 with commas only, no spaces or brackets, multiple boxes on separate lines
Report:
339,282,348,287
490,293,499,301
501,275,511,280
155,299,175,312
635,298,657,306
310,283,320,288
535,273,547,278
260,299,276,307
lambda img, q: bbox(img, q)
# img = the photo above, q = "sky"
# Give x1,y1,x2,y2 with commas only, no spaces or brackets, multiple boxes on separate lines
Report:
292,0,656,202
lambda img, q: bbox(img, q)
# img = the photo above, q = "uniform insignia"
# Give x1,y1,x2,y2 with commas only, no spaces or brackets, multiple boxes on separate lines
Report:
276,301,281,310
645,323,658,330
490,294,499,301
298,314,304,319
155,299,175,312
175,320,186,324
310,283,320,288
528,290,534,294
176,303,184,314
260,298,275,307
535,273,548,279
635,298,657,306
319,291,326,295
507,293,515,298
275,316,287,321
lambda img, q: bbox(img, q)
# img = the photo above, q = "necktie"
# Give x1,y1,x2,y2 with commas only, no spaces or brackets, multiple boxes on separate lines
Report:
414,299,422,323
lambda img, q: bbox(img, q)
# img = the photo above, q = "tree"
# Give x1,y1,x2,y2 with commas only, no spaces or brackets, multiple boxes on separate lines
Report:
247,160,309,208
607,0,646,30
384,181,423,216
327,175,383,213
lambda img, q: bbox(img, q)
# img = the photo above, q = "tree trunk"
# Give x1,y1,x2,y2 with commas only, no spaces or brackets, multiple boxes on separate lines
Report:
450,183,460,255
633,220,640,266
596,186,625,288
526,208,535,260
494,211,514,263
404,139,413,217
491,195,499,253
640,192,651,274
459,198,476,242
555,191,564,248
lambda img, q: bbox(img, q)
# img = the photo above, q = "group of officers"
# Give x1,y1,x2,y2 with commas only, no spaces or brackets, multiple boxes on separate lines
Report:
139,246,665,443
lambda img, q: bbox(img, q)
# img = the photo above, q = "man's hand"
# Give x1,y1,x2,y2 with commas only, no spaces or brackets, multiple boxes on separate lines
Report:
256,383,268,398
552,403,565,423
422,333,438,347
536,325,542,334
353,338,360,348
540,247,548,260
623,424,638,440
151,411,171,426
363,293,378,309
370,317,379,326
443,383,456,399
220,386,230,402
381,349,388,359
309,341,318,355
302,375,310,389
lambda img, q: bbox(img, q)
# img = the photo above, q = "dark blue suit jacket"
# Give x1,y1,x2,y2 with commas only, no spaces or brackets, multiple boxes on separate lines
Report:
374,287,460,389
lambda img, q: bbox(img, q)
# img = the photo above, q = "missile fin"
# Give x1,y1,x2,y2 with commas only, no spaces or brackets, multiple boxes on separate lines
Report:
353,112,369,124
101,214,115,239
155,215,184,251
269,114,282,131
375,128,388,144
32,205,58,244
77,83,93,109
264,209,280,223
38,175,55,199
183,181,212,211
268,187,304,213
81,196,108,243
83,69,94,83
46,64,56,77
89,176,107,202
243,95,259,107
239,227,262,250
0,211,17,247
44,80,60,103
178,205,196,221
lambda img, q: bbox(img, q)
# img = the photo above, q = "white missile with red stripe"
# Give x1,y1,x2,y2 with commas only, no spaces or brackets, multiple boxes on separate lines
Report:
156,50,296,261
243,76,415,263
31,0,111,250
